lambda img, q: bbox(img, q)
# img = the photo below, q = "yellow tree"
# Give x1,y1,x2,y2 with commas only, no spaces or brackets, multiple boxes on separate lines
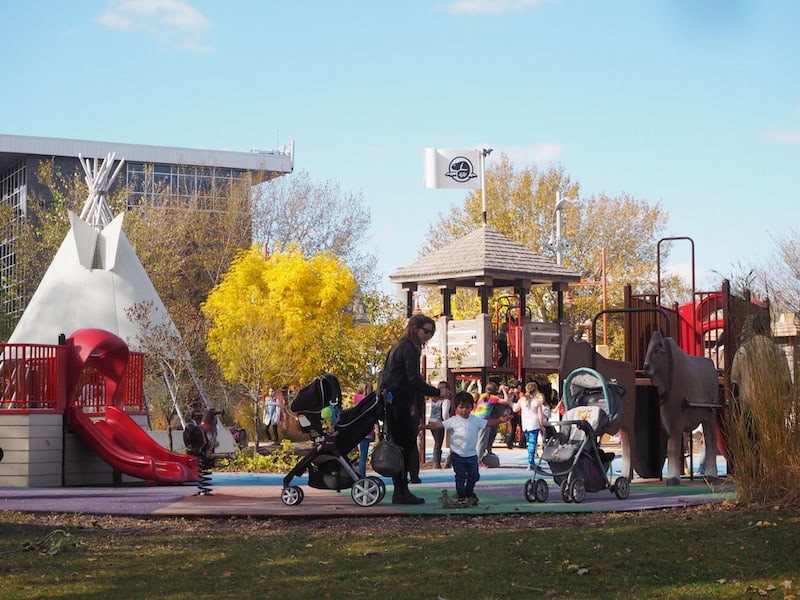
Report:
202,245,357,450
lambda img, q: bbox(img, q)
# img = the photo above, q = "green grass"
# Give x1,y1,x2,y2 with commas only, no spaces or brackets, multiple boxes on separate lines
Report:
1,505,798,599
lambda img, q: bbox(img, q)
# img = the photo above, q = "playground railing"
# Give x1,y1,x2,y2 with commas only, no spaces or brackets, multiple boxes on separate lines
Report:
0,343,61,411
71,353,146,413
0,345,146,413
122,352,145,412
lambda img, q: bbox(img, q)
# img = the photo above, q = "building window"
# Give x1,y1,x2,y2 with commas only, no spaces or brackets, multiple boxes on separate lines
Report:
0,160,27,322
124,162,246,213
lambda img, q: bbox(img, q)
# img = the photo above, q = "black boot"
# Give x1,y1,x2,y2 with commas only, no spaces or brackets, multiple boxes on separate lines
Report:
392,480,424,504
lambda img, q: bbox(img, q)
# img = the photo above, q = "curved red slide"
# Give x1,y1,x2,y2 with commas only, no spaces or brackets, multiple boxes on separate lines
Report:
104,406,197,471
68,406,199,484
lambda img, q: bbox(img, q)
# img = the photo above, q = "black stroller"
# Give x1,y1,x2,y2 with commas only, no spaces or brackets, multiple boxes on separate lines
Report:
280,373,386,507
524,367,630,504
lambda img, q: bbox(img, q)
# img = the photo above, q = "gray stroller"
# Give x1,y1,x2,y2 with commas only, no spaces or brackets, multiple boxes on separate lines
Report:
524,367,630,504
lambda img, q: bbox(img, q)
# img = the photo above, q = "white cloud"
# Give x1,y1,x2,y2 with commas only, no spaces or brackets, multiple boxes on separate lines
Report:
447,0,548,15
97,0,211,51
766,127,800,144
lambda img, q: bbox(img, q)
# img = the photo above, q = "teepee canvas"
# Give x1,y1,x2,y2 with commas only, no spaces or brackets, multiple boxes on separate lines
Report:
8,210,177,348
9,154,175,349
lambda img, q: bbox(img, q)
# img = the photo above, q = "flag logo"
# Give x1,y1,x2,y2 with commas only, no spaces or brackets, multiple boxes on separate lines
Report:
423,148,482,189
445,156,478,185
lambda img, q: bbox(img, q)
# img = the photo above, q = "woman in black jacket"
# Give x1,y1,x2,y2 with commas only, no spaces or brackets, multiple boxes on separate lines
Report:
380,313,447,504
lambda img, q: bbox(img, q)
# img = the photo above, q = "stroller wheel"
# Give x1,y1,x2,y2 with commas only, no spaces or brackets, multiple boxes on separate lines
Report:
351,477,383,507
569,479,586,503
368,476,386,502
281,486,304,506
613,476,630,500
534,479,549,502
560,480,573,503
524,479,536,503
525,478,548,503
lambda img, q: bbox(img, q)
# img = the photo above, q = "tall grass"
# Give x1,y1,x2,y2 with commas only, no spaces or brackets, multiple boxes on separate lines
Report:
726,334,800,507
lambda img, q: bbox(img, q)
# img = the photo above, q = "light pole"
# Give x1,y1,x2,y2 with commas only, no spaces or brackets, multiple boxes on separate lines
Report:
553,190,576,266
480,148,493,226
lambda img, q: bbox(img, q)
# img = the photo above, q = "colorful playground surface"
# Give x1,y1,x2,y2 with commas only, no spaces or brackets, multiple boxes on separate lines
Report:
0,445,734,518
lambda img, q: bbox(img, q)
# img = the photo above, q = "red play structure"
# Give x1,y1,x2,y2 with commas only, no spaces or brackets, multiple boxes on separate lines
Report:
0,328,198,486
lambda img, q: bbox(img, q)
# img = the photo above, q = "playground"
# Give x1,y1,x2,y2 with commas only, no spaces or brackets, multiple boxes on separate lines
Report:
0,221,778,517
0,152,794,523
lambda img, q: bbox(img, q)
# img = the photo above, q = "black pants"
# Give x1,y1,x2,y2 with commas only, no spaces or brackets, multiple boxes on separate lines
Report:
388,401,418,492
506,414,524,448
431,427,445,466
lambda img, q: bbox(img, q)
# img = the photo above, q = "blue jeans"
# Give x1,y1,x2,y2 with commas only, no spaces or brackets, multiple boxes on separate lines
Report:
524,430,540,467
358,437,372,477
450,452,480,498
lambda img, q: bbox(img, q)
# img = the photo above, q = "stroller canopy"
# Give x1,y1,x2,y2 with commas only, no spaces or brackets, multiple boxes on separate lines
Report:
291,373,342,414
562,367,624,428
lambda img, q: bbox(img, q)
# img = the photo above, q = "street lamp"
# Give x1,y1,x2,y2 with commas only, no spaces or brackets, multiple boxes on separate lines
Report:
480,148,493,226
552,190,577,266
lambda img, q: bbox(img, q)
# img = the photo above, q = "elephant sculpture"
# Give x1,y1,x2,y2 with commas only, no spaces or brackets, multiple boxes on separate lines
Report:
643,330,721,485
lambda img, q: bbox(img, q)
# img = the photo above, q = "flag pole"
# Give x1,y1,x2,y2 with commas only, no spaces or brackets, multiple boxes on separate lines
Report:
480,148,493,226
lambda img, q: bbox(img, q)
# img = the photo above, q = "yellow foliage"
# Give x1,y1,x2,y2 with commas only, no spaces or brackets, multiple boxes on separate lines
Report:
201,245,357,391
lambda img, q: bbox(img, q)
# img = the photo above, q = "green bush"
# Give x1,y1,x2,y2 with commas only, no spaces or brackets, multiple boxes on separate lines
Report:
216,439,301,473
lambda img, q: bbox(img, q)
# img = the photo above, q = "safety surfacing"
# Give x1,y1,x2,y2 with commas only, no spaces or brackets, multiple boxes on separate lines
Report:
0,464,734,519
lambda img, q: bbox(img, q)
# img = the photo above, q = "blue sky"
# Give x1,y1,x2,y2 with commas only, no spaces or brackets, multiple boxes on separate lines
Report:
3,0,799,294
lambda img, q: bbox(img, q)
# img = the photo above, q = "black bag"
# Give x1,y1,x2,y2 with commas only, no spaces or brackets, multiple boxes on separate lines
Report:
371,439,404,477
371,416,403,477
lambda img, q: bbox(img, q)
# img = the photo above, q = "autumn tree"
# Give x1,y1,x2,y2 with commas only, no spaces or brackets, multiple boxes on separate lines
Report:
122,177,256,414
249,170,407,394
251,170,375,287
125,300,201,451
201,245,359,451
421,153,673,358
756,229,800,316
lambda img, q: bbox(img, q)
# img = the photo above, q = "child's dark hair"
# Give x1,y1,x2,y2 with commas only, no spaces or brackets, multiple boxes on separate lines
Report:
454,391,474,409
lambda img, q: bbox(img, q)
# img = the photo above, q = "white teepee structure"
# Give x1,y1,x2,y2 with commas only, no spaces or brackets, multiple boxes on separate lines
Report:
9,153,175,348
9,153,234,451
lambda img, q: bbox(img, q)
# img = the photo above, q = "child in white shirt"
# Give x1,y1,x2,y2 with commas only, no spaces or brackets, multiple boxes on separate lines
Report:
423,391,511,503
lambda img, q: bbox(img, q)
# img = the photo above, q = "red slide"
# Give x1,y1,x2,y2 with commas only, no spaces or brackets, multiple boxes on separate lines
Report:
104,406,197,471
68,406,199,484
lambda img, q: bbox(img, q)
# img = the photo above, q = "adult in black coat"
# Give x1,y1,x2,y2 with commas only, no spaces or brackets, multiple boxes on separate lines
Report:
380,313,447,504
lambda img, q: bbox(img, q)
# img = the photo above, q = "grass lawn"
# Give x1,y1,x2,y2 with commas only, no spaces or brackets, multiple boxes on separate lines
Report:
1,503,798,599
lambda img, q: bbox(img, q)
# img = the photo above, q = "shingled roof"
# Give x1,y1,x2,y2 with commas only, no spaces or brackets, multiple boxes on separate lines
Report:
389,226,581,289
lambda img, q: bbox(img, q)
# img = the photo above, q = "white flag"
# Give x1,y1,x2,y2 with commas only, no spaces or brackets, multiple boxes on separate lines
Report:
423,148,481,189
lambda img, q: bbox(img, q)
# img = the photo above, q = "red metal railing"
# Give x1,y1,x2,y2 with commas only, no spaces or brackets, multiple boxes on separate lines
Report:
0,344,62,410
0,344,145,413
123,352,145,411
